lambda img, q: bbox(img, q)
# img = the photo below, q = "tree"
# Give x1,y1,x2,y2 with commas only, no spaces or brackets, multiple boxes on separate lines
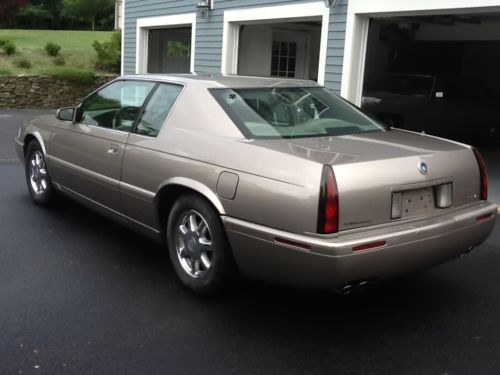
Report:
0,0,28,23
17,0,64,29
63,0,114,31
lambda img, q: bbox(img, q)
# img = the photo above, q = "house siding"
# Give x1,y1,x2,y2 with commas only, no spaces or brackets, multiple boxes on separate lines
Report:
123,0,348,92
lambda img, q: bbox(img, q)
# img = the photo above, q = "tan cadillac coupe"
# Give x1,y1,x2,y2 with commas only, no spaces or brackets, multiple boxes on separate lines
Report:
15,74,497,294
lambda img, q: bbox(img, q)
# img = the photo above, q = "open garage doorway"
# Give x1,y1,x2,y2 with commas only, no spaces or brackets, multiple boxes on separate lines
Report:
361,13,500,147
221,2,329,84
237,21,322,81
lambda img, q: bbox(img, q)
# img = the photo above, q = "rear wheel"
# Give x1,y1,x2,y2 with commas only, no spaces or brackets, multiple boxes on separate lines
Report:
25,141,55,206
167,194,235,295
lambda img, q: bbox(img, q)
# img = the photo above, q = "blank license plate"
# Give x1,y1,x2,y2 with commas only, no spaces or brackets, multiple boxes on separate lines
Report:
401,187,435,217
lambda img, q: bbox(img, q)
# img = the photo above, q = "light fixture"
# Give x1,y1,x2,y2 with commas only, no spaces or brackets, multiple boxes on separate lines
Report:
197,0,212,19
323,0,338,7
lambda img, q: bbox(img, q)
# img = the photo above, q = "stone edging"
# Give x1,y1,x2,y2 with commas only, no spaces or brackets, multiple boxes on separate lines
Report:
0,74,118,109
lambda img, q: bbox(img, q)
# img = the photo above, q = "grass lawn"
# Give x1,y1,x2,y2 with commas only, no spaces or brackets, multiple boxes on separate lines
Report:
0,29,115,75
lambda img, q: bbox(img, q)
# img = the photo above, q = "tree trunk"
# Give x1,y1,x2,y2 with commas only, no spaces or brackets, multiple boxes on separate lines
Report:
92,16,95,31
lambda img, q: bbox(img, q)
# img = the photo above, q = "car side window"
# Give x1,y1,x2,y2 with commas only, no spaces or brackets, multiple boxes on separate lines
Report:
80,80,156,132
134,83,183,137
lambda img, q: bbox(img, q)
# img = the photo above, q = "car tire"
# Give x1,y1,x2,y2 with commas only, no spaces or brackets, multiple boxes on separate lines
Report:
167,194,235,295
25,141,55,206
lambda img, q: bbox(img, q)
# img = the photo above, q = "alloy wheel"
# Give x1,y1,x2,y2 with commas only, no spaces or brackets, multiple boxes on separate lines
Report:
175,210,214,279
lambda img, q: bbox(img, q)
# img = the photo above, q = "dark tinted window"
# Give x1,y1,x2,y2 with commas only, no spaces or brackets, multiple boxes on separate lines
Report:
134,83,183,137
80,81,155,131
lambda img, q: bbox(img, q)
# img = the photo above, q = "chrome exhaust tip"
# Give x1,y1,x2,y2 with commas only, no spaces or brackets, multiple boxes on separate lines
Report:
339,284,353,295
357,281,369,292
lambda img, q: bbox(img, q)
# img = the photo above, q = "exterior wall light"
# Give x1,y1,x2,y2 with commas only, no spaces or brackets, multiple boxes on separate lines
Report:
323,0,338,7
197,0,213,19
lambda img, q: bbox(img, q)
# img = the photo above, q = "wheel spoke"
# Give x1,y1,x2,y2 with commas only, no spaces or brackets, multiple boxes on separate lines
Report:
178,245,188,258
35,153,42,166
178,224,189,236
189,258,196,273
198,220,207,236
39,168,47,176
200,253,211,269
199,236,211,246
194,259,201,275
189,214,198,233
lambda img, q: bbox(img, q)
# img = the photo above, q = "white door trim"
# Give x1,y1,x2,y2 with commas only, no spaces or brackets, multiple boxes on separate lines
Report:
135,13,197,74
342,0,500,104
221,1,330,84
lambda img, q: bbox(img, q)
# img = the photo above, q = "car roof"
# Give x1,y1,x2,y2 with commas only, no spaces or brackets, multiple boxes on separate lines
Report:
123,73,320,89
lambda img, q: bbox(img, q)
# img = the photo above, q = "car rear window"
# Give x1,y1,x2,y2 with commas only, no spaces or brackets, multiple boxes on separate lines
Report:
211,87,385,139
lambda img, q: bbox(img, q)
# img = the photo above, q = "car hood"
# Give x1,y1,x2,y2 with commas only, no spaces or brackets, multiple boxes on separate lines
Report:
249,129,468,166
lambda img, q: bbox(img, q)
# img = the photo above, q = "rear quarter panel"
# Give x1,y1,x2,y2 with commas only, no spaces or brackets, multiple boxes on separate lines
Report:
121,127,323,234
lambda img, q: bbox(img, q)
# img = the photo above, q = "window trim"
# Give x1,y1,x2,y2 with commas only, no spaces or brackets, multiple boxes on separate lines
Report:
131,82,186,138
136,13,197,74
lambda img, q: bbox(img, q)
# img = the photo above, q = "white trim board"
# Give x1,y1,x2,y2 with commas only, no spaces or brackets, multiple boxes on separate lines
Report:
221,1,330,85
341,0,500,105
135,13,197,74
120,0,126,75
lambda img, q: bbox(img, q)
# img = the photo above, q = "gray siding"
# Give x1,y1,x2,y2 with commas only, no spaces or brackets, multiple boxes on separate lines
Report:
123,0,348,92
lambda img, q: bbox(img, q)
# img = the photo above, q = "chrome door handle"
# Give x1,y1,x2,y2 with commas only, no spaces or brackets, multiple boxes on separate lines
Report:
107,144,120,155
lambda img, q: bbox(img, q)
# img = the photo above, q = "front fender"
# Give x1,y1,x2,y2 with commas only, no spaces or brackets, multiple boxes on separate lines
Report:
24,130,47,156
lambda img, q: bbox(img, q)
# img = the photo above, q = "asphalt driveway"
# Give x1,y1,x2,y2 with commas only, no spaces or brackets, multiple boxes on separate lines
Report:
1,109,500,375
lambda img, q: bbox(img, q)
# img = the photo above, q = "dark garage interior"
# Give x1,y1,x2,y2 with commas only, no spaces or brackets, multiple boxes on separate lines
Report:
362,13,500,145
361,13,500,203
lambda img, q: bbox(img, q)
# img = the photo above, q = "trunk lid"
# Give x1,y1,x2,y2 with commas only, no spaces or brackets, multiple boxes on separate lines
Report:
254,129,481,231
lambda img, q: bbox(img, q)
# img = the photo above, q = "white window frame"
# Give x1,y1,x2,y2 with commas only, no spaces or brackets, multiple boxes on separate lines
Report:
120,0,126,75
135,13,197,74
221,1,330,85
342,0,500,105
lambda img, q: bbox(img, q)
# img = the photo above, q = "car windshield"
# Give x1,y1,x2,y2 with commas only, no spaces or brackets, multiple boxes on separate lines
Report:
211,87,385,139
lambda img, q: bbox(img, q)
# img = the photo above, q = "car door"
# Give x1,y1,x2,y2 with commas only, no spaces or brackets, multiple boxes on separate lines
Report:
120,82,184,229
49,79,157,213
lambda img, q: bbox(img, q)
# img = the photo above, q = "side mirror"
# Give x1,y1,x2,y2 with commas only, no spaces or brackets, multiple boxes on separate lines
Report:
56,107,75,122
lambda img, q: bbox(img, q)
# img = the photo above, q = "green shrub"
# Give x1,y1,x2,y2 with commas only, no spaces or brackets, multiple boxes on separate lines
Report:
53,55,66,66
41,68,95,85
0,39,9,47
45,42,61,57
92,31,120,73
2,41,16,55
14,58,31,69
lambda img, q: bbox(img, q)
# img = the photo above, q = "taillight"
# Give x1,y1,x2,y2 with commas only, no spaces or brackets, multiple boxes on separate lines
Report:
472,148,488,201
317,166,339,234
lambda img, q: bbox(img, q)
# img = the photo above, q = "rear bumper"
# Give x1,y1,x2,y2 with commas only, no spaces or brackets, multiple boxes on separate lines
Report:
222,201,497,290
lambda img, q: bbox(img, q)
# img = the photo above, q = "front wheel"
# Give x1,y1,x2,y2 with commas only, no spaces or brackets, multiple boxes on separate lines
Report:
25,141,56,206
167,194,235,295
